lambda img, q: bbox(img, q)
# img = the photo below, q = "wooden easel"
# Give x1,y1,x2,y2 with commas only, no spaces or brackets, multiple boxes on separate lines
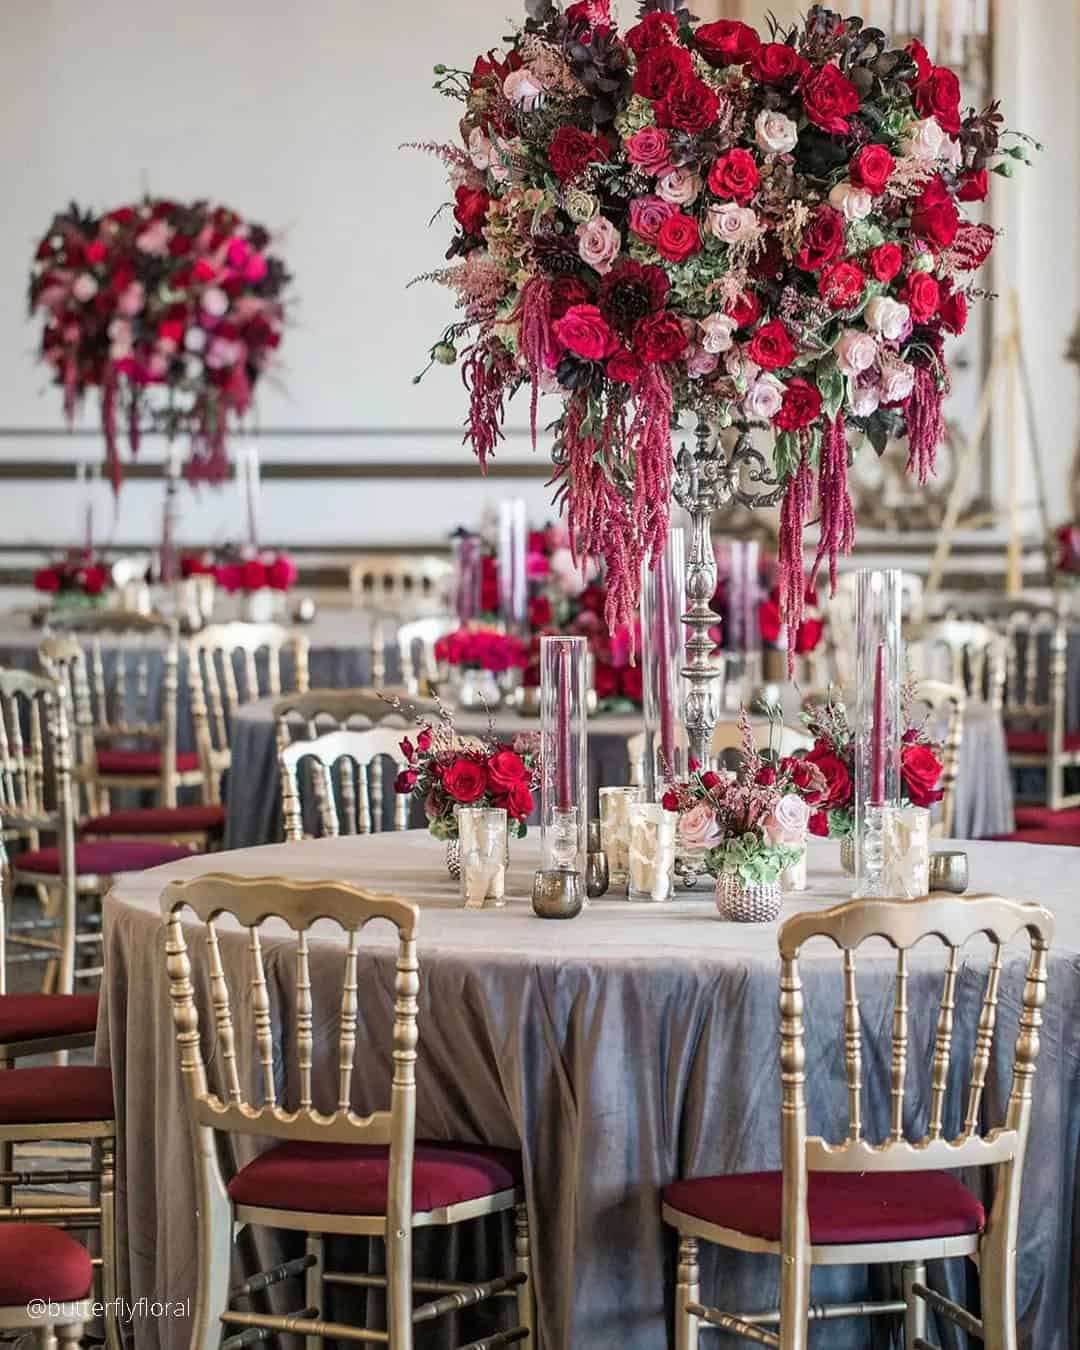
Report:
926,291,1052,597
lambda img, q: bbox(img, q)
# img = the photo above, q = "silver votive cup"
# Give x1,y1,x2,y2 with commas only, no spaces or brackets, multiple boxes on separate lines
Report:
531,869,584,919
929,851,969,894
585,819,609,898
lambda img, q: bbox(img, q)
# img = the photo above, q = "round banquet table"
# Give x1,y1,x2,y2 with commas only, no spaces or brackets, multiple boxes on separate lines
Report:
226,696,1015,850
0,607,400,753
99,832,1079,1350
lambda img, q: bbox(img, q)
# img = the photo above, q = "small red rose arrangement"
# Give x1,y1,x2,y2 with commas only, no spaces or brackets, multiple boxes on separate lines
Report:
758,583,826,655
435,624,530,674
393,710,540,840
29,199,290,491
180,548,297,594
797,687,944,838
1053,524,1080,581
33,550,112,602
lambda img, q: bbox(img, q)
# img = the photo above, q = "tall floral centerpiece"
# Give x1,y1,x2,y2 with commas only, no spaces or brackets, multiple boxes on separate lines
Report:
415,0,1024,762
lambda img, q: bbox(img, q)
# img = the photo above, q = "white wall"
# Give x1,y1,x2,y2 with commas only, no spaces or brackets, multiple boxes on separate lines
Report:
0,0,1074,555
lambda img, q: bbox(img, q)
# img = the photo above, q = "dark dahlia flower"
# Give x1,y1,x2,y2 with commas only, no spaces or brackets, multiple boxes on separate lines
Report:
597,260,670,333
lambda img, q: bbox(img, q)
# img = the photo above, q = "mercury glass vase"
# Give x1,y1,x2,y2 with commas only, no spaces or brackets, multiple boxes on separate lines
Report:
540,635,588,876
853,569,903,899
715,872,782,923
641,527,689,799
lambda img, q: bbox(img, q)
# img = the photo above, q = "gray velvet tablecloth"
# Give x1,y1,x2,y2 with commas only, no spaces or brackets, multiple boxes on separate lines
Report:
99,833,1080,1350
227,698,1014,850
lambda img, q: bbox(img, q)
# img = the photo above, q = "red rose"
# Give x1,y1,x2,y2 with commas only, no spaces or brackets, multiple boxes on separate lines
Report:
528,595,552,627
747,319,796,371
902,272,940,323
625,126,672,176
750,41,803,83
85,239,107,265
417,728,432,753
774,378,823,431
593,660,619,698
607,346,644,386
629,196,677,245
819,260,866,310
937,285,968,335
756,765,778,786
916,66,962,134
907,39,933,84
555,304,619,361
215,563,242,594
695,19,761,67
655,213,701,263
453,185,490,237
787,759,823,802
661,789,681,812
655,75,720,135
548,126,609,183
809,810,831,837
868,242,903,283
168,233,193,257
758,596,782,644
33,567,61,594
487,749,528,791
443,758,488,805
805,743,852,809
901,743,944,808
950,222,996,271
241,559,268,592
707,149,760,203
957,168,989,203
500,780,535,821
267,555,298,591
793,616,824,655
394,769,418,794
794,206,846,272
620,664,643,703
633,43,693,99
850,144,895,195
800,63,860,135
911,178,959,250
550,276,592,320
726,290,761,329
700,770,721,790
626,10,677,55
633,310,689,363
80,565,107,596
158,318,186,345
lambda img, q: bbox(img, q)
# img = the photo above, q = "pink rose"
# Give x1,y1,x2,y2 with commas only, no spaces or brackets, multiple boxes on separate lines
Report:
879,361,915,404
201,287,230,319
686,347,719,379
503,67,544,109
628,196,676,245
705,202,758,244
678,802,721,851
116,282,146,317
763,794,811,846
625,127,672,177
656,167,702,206
576,216,621,274
225,236,251,268
835,329,878,377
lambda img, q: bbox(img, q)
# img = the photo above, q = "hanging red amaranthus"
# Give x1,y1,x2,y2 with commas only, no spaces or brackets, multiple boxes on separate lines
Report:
813,412,856,595
516,276,557,451
905,363,946,486
461,338,516,471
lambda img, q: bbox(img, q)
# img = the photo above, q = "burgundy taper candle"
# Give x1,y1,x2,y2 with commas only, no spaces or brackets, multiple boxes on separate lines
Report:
870,641,886,806
556,643,574,811
656,549,675,771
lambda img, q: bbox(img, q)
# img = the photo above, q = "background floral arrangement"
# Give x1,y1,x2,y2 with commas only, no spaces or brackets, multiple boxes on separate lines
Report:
33,549,111,600
1054,523,1080,581
393,709,540,838
757,581,825,654
180,547,297,594
799,684,944,836
417,1,1025,642
435,623,530,674
29,199,290,490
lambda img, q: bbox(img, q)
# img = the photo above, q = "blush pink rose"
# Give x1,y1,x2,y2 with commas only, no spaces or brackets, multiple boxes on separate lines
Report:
763,794,811,846
678,802,721,851
576,216,621,274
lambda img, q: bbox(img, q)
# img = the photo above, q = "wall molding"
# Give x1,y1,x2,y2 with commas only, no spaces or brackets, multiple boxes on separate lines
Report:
0,458,549,481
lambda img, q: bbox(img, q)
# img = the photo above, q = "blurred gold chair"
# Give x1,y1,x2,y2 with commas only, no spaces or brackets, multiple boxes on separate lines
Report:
348,553,454,612
396,616,456,695
905,619,1007,714
272,687,436,757
911,679,966,839
825,572,926,685
664,892,1053,1350
279,726,410,839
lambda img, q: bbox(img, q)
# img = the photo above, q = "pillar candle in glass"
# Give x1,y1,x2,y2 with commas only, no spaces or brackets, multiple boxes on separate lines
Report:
540,635,588,875
641,527,688,799
599,785,645,890
497,498,528,635
454,532,482,623
627,802,678,902
853,569,903,898
458,806,508,908
882,805,931,898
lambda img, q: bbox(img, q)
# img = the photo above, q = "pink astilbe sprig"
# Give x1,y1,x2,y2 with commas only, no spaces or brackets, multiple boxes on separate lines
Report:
461,338,516,470
905,362,946,485
516,275,557,450
812,412,856,595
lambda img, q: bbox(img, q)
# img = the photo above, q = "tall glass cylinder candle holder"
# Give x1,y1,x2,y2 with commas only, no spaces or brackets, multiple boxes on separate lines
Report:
458,807,508,908
641,528,688,799
540,635,588,876
454,532,482,623
853,569,903,898
497,498,528,635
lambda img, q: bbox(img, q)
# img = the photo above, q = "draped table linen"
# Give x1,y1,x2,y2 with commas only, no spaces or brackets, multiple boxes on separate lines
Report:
99,832,1079,1349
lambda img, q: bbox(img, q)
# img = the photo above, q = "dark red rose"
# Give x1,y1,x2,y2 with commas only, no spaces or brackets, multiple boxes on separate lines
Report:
661,789,681,812
937,285,968,335
168,233,193,257
793,616,824,654
911,178,959,250
808,810,831,837
626,10,677,55
555,304,619,360
788,759,823,802
805,744,852,810
443,757,488,804
487,749,528,791
774,378,823,431
655,75,720,134
394,769,418,794
241,559,268,591
751,233,786,282
633,310,689,363
725,290,761,329
593,660,619,698
633,43,693,99
620,664,643,703
749,41,803,83
850,144,895,195
695,19,761,67
950,222,996,271
85,239,107,265
901,743,944,808
756,765,778,786
902,272,941,323
607,346,644,386
747,319,796,371
916,65,962,134
548,126,609,183
528,594,552,627
500,779,535,821
655,212,701,263
453,185,490,237
819,260,866,310
267,555,298,591
794,206,846,272
868,242,903,283
758,596,782,644
33,567,61,594
957,168,989,203
707,148,760,202
550,276,592,319
700,770,721,790
800,63,860,135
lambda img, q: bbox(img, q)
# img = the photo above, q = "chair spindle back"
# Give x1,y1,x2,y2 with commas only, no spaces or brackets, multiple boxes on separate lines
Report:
279,727,410,840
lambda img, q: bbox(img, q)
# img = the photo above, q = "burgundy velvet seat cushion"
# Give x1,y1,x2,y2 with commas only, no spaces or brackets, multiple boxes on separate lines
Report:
227,1140,522,1216
990,829,1080,847
16,839,195,876
0,994,99,1045
0,1225,93,1304
1005,730,1080,755
97,748,200,775
663,1169,985,1246
81,804,225,835
0,1066,114,1123
1013,806,1080,830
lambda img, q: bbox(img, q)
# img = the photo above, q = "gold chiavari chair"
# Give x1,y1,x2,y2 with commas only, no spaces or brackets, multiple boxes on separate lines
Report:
911,679,966,839
161,872,534,1350
397,617,456,696
272,687,436,758
188,622,310,804
905,619,1007,714
348,553,454,612
664,892,1053,1350
280,727,410,839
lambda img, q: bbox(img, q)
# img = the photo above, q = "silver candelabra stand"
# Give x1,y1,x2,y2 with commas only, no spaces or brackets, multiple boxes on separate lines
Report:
672,422,785,770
